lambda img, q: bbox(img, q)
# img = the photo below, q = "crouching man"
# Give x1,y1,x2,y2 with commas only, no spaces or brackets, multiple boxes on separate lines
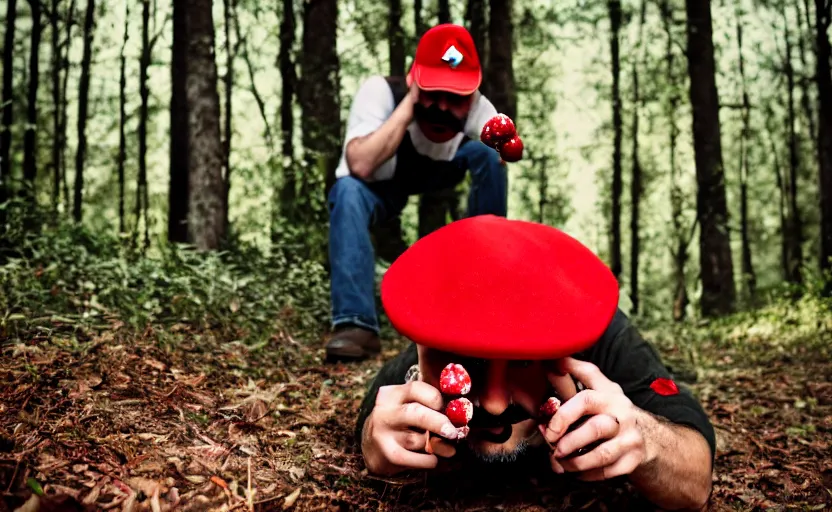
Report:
355,215,714,511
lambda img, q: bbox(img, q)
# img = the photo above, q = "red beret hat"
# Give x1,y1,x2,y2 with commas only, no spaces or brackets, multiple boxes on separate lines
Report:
380,215,620,360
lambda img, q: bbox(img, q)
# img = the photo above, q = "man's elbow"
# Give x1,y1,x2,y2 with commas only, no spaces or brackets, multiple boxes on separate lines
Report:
345,152,373,180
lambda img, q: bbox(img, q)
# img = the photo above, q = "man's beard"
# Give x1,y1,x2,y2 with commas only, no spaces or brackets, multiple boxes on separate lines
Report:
414,103,464,133
468,437,533,465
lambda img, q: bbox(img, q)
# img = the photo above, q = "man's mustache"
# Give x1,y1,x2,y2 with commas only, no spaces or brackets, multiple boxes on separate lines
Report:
467,404,532,429
414,103,463,132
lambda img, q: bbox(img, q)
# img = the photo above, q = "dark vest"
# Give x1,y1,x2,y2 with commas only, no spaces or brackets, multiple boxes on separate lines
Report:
371,76,469,197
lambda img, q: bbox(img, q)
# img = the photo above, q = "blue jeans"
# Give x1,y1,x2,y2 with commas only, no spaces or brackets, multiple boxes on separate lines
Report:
327,140,508,333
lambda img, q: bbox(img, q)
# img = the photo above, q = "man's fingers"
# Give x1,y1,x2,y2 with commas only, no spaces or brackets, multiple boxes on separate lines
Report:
558,437,623,473
397,402,459,440
543,390,609,443
559,357,622,395
427,437,457,458
381,438,439,470
400,381,446,410
546,371,578,402
553,414,620,459
398,431,457,458
575,452,641,482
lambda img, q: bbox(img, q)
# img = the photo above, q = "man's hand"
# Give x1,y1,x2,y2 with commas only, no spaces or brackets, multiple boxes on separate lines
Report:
361,381,460,476
541,357,713,511
407,79,421,106
541,357,651,480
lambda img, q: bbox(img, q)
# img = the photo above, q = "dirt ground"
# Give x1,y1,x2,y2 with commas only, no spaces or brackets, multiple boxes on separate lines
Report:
1,320,831,511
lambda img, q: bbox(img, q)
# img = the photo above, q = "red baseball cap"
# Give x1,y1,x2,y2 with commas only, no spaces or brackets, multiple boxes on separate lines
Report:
408,24,482,96
380,215,620,360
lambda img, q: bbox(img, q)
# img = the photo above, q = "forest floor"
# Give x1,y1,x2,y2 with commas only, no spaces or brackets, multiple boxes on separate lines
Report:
1,309,831,512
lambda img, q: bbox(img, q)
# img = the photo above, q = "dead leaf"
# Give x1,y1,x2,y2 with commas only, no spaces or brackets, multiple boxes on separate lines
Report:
283,487,301,510
144,358,167,372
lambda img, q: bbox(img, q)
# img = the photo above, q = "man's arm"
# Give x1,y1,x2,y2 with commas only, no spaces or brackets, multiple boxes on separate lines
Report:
629,409,712,511
345,79,416,180
545,310,715,510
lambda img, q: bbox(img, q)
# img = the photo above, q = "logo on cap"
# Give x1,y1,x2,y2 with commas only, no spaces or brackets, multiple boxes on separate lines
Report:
441,45,463,68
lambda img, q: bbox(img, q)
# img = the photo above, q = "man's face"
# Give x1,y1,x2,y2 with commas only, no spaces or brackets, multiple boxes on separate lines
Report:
414,89,474,142
417,345,556,463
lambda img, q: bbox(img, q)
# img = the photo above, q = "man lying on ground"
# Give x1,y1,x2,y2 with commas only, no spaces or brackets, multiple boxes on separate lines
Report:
355,215,715,511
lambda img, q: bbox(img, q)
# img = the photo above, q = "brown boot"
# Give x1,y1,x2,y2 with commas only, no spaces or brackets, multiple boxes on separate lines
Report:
325,325,381,363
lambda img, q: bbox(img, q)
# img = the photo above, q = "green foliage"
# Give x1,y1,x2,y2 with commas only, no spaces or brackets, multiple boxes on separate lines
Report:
0,205,331,345
640,292,832,369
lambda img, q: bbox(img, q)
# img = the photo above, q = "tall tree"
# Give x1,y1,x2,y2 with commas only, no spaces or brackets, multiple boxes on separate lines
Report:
118,0,129,234
73,0,96,222
222,0,236,231
276,0,295,228
766,103,790,281
465,0,487,63
59,0,75,212
1,0,17,229
608,0,623,281
485,0,516,120
438,0,451,23
660,0,690,321
684,0,736,316
388,0,405,77
298,0,341,214
783,4,804,286
816,0,832,293
186,0,226,250
50,0,61,213
629,0,646,314
735,5,756,297
169,0,190,243
135,0,151,249
414,0,425,39
23,0,42,210
796,0,817,154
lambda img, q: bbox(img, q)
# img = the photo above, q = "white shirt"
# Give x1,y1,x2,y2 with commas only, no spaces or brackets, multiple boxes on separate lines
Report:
334,75,499,181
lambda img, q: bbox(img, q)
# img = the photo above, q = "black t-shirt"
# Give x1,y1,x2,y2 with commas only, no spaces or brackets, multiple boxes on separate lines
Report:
354,309,716,463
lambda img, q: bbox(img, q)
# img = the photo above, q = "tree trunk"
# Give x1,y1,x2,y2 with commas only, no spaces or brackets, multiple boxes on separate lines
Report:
169,0,190,243
222,0,235,232
485,0,516,120
660,0,687,321
186,0,226,250
23,0,42,210
414,0,425,39
274,0,295,239
298,0,341,215
50,0,60,213
1,0,17,229
684,0,736,317
766,108,789,281
465,0,487,64
277,0,296,224
608,0,623,281
73,0,96,223
59,0,75,214
796,0,817,153
118,0,129,234
438,0,450,23
136,0,151,249
629,0,646,314
784,7,804,286
736,7,756,298
816,0,832,294
388,0,405,77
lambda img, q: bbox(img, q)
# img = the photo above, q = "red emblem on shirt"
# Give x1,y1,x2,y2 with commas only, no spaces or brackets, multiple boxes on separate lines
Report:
650,377,679,396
